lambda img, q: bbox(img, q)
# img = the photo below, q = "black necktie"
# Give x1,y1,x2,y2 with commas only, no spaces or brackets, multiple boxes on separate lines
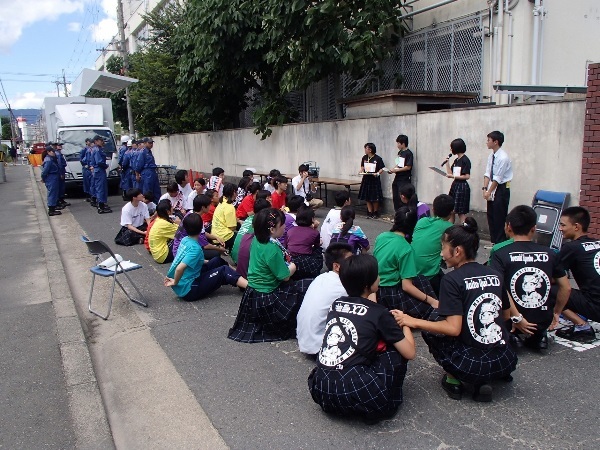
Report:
490,154,495,182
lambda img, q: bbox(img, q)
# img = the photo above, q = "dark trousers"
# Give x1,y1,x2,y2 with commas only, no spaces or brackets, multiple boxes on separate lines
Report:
487,184,510,244
182,257,240,301
392,176,411,211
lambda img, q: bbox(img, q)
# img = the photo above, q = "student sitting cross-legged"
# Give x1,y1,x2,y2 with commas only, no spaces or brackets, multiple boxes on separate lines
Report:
148,199,181,264
115,188,151,246
392,218,517,402
308,254,416,424
164,214,248,301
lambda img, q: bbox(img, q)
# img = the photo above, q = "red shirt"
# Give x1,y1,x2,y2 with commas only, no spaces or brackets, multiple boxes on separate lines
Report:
236,194,255,219
271,191,287,210
202,204,216,224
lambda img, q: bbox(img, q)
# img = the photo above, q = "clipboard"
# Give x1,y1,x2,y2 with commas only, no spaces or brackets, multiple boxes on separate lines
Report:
429,166,448,176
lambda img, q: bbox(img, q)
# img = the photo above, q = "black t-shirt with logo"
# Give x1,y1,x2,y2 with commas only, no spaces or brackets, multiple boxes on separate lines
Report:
317,296,405,370
438,262,510,349
490,241,565,323
559,236,600,301
394,148,414,182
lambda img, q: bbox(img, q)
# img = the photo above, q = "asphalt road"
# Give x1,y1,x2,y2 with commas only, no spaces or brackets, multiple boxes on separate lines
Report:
60,189,600,449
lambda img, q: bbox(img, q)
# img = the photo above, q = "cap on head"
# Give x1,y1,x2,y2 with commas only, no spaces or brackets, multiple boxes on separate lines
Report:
142,137,154,143
121,135,130,143
85,138,92,143
127,140,133,146
46,145,55,152
93,135,104,142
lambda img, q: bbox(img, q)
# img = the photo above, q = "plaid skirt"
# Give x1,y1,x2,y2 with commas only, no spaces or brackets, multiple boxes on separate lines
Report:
377,275,436,319
308,349,408,418
291,248,324,280
228,279,313,343
449,181,471,215
422,331,517,385
358,176,384,202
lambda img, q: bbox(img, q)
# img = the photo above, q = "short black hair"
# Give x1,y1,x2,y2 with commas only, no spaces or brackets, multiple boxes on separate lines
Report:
298,164,309,173
143,191,154,202
182,213,203,236
390,206,418,235
396,134,409,146
194,178,206,186
256,190,271,201
126,188,141,201
166,182,179,194
287,195,305,213
561,206,590,232
364,142,376,154
175,169,188,185
253,208,285,243
222,182,236,200
295,205,315,227
253,198,271,214
192,194,212,212
443,217,480,260
324,242,352,271
334,190,350,207
339,254,379,297
247,181,261,195
212,167,225,176
242,169,254,177
433,194,455,218
156,199,174,222
273,175,288,189
487,130,504,147
506,205,537,236
450,138,466,155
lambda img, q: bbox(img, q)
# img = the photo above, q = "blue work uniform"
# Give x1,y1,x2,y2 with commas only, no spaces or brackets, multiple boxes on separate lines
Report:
90,145,109,203
41,154,60,207
80,146,92,196
55,149,67,199
134,147,161,201
120,146,133,192
118,144,130,191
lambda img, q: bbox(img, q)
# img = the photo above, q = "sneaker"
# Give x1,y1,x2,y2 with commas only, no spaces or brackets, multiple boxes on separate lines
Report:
59,200,71,207
54,204,65,211
555,325,596,343
473,384,493,402
48,209,62,216
85,197,91,203
523,332,549,351
441,374,463,400
373,212,380,219
366,213,374,219
97,207,113,214
90,201,98,208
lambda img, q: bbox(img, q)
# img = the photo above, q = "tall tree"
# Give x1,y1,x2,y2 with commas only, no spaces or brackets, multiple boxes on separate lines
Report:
1,116,12,140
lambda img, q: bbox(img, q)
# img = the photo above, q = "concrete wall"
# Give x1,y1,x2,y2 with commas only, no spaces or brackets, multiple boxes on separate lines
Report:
152,99,585,214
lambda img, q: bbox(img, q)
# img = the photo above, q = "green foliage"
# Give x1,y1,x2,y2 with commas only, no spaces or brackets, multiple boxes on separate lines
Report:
1,116,12,140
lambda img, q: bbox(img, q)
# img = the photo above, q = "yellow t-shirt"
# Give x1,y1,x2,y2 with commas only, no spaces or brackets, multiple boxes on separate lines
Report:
148,218,179,263
211,199,237,242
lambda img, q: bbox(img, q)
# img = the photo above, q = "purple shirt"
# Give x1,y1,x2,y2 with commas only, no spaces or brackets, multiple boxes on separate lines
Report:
173,211,209,257
285,226,320,255
236,233,254,278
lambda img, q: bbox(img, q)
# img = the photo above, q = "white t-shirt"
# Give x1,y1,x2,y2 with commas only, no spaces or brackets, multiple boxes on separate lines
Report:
120,201,150,227
320,207,342,250
179,183,193,210
263,182,275,194
292,174,312,198
296,271,348,355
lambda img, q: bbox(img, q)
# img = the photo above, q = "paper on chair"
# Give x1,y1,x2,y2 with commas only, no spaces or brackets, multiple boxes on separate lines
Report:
104,260,139,272
99,254,124,269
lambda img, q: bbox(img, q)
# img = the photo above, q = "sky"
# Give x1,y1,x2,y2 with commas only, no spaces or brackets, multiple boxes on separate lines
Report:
0,0,118,113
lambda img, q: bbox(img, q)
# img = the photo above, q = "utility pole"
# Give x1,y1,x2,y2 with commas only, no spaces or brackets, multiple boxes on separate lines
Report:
117,0,135,137
62,70,69,97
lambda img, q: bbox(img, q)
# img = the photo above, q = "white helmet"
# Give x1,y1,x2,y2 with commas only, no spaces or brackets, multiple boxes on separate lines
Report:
121,135,130,143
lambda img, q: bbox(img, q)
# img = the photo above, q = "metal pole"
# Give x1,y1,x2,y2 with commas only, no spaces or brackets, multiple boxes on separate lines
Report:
117,0,135,136
401,0,460,19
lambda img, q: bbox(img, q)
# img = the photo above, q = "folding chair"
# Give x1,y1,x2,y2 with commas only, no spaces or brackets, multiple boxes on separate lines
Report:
81,236,148,320
531,190,570,251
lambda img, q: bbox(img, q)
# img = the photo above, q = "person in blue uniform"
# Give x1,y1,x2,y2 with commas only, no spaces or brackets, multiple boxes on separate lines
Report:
118,136,130,200
41,146,62,216
80,138,93,202
90,135,112,214
134,137,161,202
120,139,134,199
53,142,70,209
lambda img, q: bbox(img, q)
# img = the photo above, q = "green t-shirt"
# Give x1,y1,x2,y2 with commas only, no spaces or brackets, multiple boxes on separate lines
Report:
487,238,515,264
231,216,254,263
373,231,418,287
411,217,453,278
248,237,291,293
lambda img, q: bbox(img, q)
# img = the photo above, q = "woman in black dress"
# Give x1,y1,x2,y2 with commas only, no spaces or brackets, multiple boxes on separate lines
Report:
358,143,385,219
444,138,471,224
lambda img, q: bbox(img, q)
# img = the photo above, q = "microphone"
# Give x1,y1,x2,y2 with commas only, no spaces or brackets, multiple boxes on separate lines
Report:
441,153,452,167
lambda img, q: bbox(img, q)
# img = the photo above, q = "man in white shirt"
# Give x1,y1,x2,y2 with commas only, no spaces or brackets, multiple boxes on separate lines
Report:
320,191,351,250
483,130,513,245
296,243,353,357
116,188,151,245
292,163,324,210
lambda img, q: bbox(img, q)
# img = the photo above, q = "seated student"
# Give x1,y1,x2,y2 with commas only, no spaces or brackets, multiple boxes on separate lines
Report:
172,195,228,261
234,172,253,207
270,175,289,210
399,183,430,220
211,183,238,250
160,182,186,219
236,181,261,223
143,191,157,217
490,205,571,350
280,195,306,245
232,198,271,264
201,189,219,233
263,169,281,194
320,191,351,250
187,177,207,209
554,206,600,342
286,206,323,279
164,214,248,301
411,194,455,296
115,188,151,246
393,218,517,402
308,254,416,424
228,208,313,343
330,205,369,255
175,169,193,210
207,167,225,197
148,199,181,264
292,163,324,210
296,243,353,357
373,206,438,319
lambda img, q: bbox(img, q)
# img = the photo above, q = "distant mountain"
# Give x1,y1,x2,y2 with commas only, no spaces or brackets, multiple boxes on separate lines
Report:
0,108,42,122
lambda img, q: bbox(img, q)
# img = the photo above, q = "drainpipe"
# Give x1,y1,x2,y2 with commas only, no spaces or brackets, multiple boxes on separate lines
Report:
495,0,504,103
531,0,542,85
506,0,514,102
488,0,496,102
537,2,546,85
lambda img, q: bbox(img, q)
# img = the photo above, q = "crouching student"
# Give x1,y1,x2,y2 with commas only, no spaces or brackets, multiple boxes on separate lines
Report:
373,206,438,318
164,214,248,301
490,205,570,350
297,243,353,357
393,218,517,402
115,188,150,246
228,208,313,343
308,254,416,424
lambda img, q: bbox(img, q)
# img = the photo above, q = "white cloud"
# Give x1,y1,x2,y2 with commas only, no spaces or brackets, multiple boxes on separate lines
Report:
68,21,81,32
10,91,57,109
91,17,118,43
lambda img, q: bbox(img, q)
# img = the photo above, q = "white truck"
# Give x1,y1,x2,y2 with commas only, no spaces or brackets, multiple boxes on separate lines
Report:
42,96,121,193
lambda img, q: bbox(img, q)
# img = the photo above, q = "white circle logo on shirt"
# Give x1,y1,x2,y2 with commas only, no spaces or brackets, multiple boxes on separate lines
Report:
509,266,551,309
594,252,600,276
467,293,505,345
318,317,358,367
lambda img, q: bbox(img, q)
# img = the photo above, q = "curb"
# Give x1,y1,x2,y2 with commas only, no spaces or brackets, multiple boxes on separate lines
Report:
31,168,115,449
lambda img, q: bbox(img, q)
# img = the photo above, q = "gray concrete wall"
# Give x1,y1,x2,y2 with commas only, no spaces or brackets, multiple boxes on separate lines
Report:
152,99,584,214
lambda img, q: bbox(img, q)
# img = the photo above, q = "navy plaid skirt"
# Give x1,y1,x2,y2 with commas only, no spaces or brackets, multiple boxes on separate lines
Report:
291,248,324,280
449,181,471,215
377,275,436,319
308,349,408,418
358,177,384,202
422,331,517,385
228,279,313,343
